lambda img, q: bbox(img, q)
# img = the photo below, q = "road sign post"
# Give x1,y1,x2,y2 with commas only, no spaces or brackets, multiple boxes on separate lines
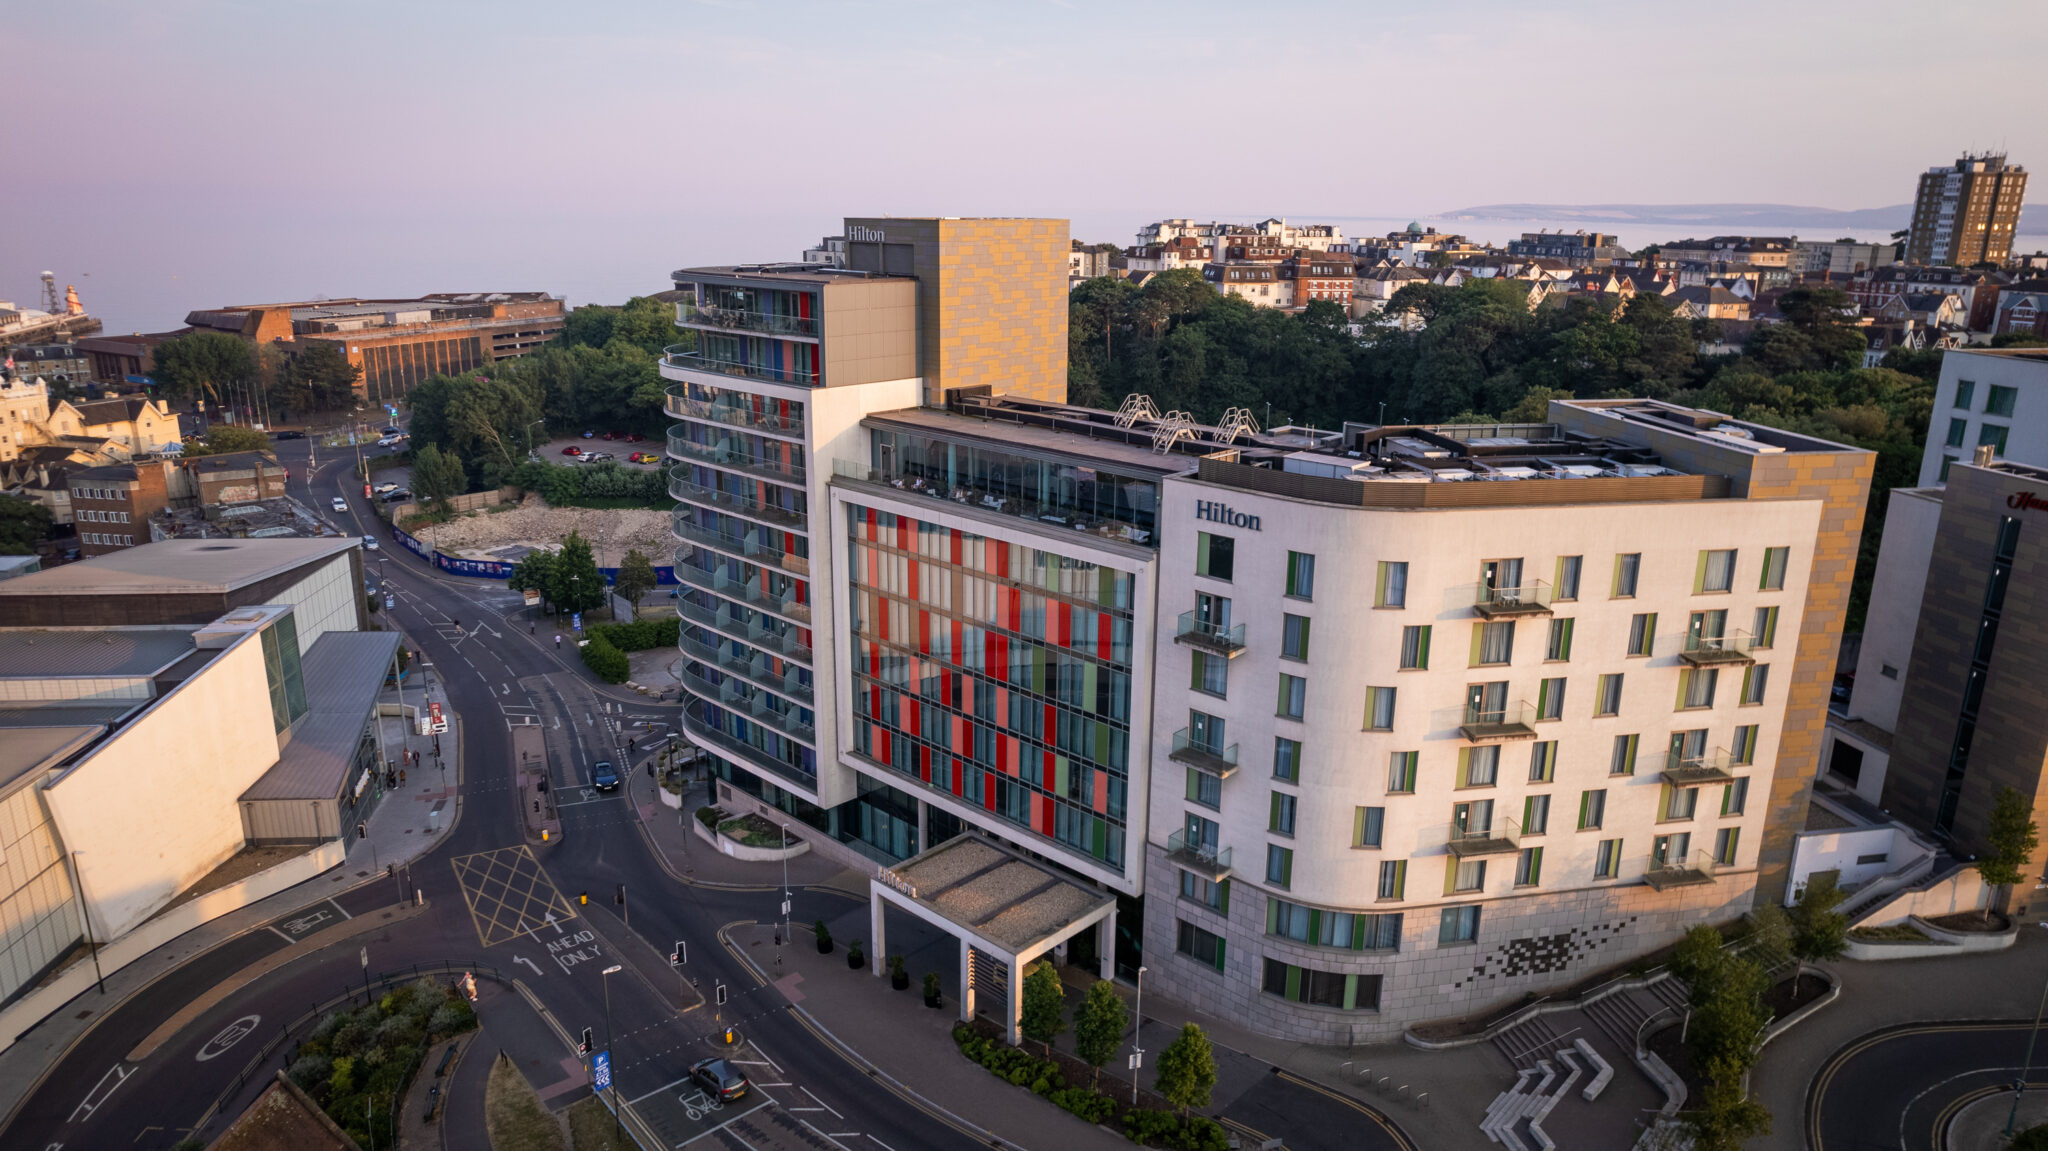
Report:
593,1050,611,1092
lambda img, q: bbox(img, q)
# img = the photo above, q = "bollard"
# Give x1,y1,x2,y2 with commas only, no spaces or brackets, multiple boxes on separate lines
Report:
1417,1091,1430,1109
1397,1085,1409,1099
1377,1076,1390,1095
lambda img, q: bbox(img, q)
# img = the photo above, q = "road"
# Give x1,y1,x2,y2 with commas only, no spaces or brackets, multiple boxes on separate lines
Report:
1806,1019,2048,1151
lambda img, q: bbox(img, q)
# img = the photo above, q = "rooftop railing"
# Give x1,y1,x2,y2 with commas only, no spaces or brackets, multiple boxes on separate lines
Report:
830,459,1155,547
676,303,821,340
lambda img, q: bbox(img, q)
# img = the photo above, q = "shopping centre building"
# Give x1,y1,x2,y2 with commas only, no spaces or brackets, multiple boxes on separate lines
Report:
662,216,1872,1038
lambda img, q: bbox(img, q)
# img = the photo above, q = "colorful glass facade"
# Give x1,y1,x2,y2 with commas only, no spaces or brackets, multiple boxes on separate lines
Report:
846,504,1135,871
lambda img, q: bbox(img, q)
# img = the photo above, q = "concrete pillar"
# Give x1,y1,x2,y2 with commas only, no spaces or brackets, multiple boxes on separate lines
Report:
1004,954,1024,1046
959,941,976,1024
916,798,927,855
870,891,887,978
1096,906,1117,981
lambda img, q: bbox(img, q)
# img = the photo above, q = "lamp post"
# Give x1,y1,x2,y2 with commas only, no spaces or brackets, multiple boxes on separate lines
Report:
2006,922,2048,1135
1131,964,1147,1105
601,963,624,1142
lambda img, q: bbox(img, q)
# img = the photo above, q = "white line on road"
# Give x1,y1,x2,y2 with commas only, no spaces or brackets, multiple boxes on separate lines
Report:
866,1136,898,1151
68,1063,132,1123
801,1087,841,1118
514,956,543,977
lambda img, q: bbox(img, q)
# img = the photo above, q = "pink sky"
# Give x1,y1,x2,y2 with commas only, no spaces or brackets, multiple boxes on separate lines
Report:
6,0,2044,334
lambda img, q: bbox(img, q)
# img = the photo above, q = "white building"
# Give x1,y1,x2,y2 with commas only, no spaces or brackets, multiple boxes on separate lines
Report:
1916,347,2048,487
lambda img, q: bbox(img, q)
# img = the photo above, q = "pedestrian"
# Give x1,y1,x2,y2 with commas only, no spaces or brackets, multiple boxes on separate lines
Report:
555,633,561,648
530,621,535,635
399,768,407,785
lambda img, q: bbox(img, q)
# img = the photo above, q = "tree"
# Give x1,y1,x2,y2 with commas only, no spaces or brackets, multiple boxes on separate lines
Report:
1019,960,1066,1046
1073,979,1129,1086
507,548,558,607
181,425,273,457
0,494,54,555
551,531,605,615
150,332,256,411
411,444,465,505
1154,1023,1216,1117
1684,1056,1773,1151
272,343,362,415
1786,872,1849,977
1978,786,2040,924
612,549,658,612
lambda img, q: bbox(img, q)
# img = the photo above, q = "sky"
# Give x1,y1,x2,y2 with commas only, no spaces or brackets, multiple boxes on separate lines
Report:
5,0,2046,335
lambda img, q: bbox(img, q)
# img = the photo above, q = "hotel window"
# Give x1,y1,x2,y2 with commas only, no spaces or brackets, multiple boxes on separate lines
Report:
1475,621,1515,666
1278,674,1307,720
1438,905,1481,944
1196,532,1235,580
1663,785,1700,821
1752,606,1779,649
1180,869,1228,912
1355,806,1384,848
1697,549,1737,593
1281,614,1312,661
1955,379,1976,409
1399,625,1431,670
1460,745,1500,787
1266,844,1294,887
1176,919,1227,972
1515,846,1544,887
1595,674,1624,717
1528,740,1556,783
1740,664,1770,706
1378,859,1407,900
1269,792,1297,836
1191,650,1229,697
1185,768,1222,810
1627,613,1657,657
1273,737,1301,782
1376,561,1408,608
1613,553,1641,598
1722,776,1749,817
1261,958,1383,1010
1450,858,1486,893
1579,789,1607,830
1536,677,1567,721
1760,546,1790,591
1545,619,1574,662
1988,384,2018,417
1364,686,1396,730
1680,668,1719,709
1269,901,1402,953
1285,552,1316,599
1555,555,1583,601
1946,418,1968,448
1387,751,1418,793
1980,423,2010,455
1731,725,1758,764
1523,793,1551,836
1594,838,1623,879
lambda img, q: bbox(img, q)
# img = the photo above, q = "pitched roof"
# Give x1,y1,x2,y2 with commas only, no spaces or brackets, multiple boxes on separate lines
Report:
71,396,158,425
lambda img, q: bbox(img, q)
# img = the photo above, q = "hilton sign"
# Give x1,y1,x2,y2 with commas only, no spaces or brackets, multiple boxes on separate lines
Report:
1195,500,1261,531
849,226,888,243
2009,491,2048,514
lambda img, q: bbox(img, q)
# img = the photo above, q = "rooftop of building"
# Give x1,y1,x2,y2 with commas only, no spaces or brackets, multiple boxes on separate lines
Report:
670,263,914,287
0,725,103,795
159,496,335,543
184,449,284,475
0,537,357,598
884,834,1114,956
0,626,200,679
241,630,401,802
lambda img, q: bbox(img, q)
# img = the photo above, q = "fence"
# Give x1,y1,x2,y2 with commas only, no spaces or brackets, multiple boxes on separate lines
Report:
384,485,522,524
389,526,676,585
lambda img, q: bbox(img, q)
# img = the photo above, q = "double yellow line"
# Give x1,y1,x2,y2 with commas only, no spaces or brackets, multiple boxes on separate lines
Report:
1807,1021,2038,1150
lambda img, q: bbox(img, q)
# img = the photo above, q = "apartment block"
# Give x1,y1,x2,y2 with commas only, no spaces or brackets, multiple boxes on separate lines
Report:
68,461,172,556
1906,153,2029,268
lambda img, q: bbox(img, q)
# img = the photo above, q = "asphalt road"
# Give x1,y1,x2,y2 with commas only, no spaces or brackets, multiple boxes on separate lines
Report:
1806,1019,2048,1151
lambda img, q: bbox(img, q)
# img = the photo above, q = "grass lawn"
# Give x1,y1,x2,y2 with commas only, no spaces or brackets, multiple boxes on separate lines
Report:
567,1095,631,1151
485,1053,566,1151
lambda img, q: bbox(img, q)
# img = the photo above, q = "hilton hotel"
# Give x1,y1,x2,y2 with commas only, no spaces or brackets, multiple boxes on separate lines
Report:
661,215,1872,1040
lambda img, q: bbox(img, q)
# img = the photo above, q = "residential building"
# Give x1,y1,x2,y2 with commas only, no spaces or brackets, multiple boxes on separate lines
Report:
1844,265,2008,331
1906,153,2029,268
1124,237,1215,273
1669,285,1750,321
185,449,290,506
76,331,181,386
67,461,172,556
1658,237,1796,269
1504,231,1628,267
182,293,567,405
1142,403,1870,1040
5,344,94,385
1913,348,2048,487
1793,237,1899,276
1138,219,1345,254
1069,241,1120,287
1206,258,1291,308
0,377,179,464
1993,285,2048,339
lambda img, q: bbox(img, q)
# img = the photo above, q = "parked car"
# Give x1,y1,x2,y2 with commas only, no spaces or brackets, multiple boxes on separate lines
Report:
581,430,595,439
561,446,582,456
362,535,379,551
275,430,306,440
601,431,618,441
580,451,611,462
688,1057,748,1102
592,761,619,792
625,433,646,443
375,482,398,494
331,497,348,512
382,488,412,503
381,425,402,434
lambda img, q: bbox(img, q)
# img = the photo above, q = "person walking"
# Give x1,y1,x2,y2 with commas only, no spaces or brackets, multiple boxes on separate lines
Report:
555,633,562,648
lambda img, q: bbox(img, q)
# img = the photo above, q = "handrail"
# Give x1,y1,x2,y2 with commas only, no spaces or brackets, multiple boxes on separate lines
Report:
663,346,819,386
677,303,821,339
668,471,809,530
667,427,808,483
664,384,808,437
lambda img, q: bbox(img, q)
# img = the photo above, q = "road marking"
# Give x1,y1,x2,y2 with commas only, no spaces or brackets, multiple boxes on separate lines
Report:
515,956,543,977
801,1087,841,1118
546,911,563,934
625,1073,695,1105
502,684,511,695
268,926,297,944
196,1016,261,1062
70,1063,133,1122
866,1136,898,1151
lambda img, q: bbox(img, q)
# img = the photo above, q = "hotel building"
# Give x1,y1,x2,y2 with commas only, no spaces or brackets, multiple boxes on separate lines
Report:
665,216,1873,1038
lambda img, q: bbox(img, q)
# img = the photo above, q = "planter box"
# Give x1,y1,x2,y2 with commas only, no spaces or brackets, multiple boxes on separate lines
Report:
715,828,813,863
1845,915,2016,960
658,786,681,810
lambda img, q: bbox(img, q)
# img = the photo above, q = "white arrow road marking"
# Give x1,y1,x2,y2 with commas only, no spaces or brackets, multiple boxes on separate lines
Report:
546,911,563,934
514,956,543,976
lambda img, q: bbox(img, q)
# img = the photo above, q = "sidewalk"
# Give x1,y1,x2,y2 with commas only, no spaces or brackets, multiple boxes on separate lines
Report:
619,762,854,894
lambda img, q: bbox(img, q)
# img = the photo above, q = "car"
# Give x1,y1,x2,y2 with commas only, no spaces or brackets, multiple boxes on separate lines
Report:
377,435,400,447
561,446,582,456
601,431,618,441
381,425,402,435
275,430,306,440
375,482,398,494
626,451,647,463
580,451,611,462
362,535,379,551
625,433,646,443
591,761,619,792
331,497,348,512
382,488,413,503
688,1057,748,1102
581,430,595,439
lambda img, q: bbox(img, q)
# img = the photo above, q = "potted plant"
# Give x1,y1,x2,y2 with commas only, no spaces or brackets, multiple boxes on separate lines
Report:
888,954,909,991
815,918,834,955
923,971,943,1009
846,939,865,971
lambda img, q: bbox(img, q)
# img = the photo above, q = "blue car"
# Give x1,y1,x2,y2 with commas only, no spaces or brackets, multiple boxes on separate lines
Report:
592,761,619,792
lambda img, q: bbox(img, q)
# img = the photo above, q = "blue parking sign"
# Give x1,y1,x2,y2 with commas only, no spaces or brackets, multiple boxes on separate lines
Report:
593,1050,611,1092
572,612,583,631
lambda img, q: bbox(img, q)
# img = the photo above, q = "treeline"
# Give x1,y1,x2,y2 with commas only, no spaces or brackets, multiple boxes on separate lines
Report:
1069,270,1942,629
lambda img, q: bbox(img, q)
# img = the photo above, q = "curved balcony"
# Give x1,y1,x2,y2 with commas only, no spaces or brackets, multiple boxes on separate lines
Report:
678,664,817,744
672,510,811,576
665,384,807,440
663,346,819,387
679,626,814,704
674,560,813,629
668,471,808,532
681,697,816,791
678,595,813,663
668,426,807,484
676,303,821,340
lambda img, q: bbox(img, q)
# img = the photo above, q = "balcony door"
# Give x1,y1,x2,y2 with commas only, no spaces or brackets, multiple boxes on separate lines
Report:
1468,681,1508,719
1195,592,1231,631
1453,799,1494,836
1188,710,1226,753
1185,813,1220,852
1652,832,1691,867
1482,558,1524,594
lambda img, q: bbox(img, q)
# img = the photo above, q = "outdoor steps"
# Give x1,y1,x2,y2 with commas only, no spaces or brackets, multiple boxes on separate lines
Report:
1492,1016,1563,1068
1522,1049,1583,1151
1574,1038,1614,1101
1648,976,1691,1014
1582,989,1661,1053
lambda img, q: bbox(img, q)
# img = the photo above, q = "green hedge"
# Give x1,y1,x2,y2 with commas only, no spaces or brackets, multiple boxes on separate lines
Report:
588,618,679,652
947,1024,1224,1147
580,633,629,683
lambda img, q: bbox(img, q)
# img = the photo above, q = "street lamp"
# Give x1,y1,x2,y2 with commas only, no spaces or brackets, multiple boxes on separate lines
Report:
2007,922,2048,1135
1131,964,1147,1105
601,963,624,1142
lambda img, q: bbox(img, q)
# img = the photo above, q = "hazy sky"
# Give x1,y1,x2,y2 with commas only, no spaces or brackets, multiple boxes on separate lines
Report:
6,0,2045,334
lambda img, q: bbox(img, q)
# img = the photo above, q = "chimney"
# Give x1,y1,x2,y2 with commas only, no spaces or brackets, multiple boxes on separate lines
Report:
1974,444,1997,467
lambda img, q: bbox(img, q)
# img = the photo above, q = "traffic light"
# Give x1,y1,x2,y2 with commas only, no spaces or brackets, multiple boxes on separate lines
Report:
715,983,728,1006
579,1028,593,1056
670,941,686,967
615,884,625,905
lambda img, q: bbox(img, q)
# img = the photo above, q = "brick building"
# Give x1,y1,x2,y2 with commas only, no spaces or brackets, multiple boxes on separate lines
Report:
185,450,290,505
68,461,172,556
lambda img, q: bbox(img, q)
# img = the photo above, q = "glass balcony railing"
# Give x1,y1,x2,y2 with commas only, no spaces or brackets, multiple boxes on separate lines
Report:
1168,728,1238,777
1644,848,1719,891
1661,748,1736,785
1459,701,1539,741
664,346,819,387
1473,581,1555,619
668,427,807,483
671,511,809,574
1446,816,1522,856
830,459,1155,547
668,472,809,531
674,562,811,627
1165,830,1233,878
664,385,807,439
679,628,815,704
1680,630,1757,666
679,665,817,744
677,596,812,663
681,698,816,790
677,303,821,340
1174,611,1246,657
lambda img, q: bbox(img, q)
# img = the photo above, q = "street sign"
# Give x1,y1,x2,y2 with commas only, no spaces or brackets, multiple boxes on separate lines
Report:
1128,1051,1143,1070
593,1051,611,1093
385,596,394,609
523,588,540,606
572,612,583,631
781,900,791,916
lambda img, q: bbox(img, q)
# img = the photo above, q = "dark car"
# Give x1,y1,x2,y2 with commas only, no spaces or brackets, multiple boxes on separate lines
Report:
275,430,306,440
688,1057,748,1102
382,488,413,503
591,761,619,792
382,425,402,434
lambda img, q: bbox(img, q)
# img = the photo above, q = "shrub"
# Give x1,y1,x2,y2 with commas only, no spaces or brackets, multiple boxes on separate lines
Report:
1121,1110,1229,1151
428,1000,475,1038
580,633,629,683
288,1053,332,1091
588,618,679,652
696,806,720,830
1049,1086,1119,1124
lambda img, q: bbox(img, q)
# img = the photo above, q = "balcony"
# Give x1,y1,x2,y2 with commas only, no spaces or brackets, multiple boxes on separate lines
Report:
676,303,821,340
663,346,819,387
668,427,807,484
679,628,814,704
1680,630,1757,667
681,698,816,791
679,666,817,744
1168,728,1239,778
671,510,810,575
1447,816,1521,857
1473,581,1555,619
668,472,809,532
1644,849,1720,891
1661,748,1736,786
678,596,813,663
674,562,811,628
1174,611,1247,658
1165,830,1233,880
1459,701,1539,742
830,460,1155,546
665,385,807,439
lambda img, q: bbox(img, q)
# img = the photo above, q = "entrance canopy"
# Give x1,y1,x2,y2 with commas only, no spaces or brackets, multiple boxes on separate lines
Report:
868,834,1116,1044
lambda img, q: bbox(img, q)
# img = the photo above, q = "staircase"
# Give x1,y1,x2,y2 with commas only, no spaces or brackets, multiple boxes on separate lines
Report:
1481,1050,1586,1151
1581,979,1687,1053
1492,1015,1574,1068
